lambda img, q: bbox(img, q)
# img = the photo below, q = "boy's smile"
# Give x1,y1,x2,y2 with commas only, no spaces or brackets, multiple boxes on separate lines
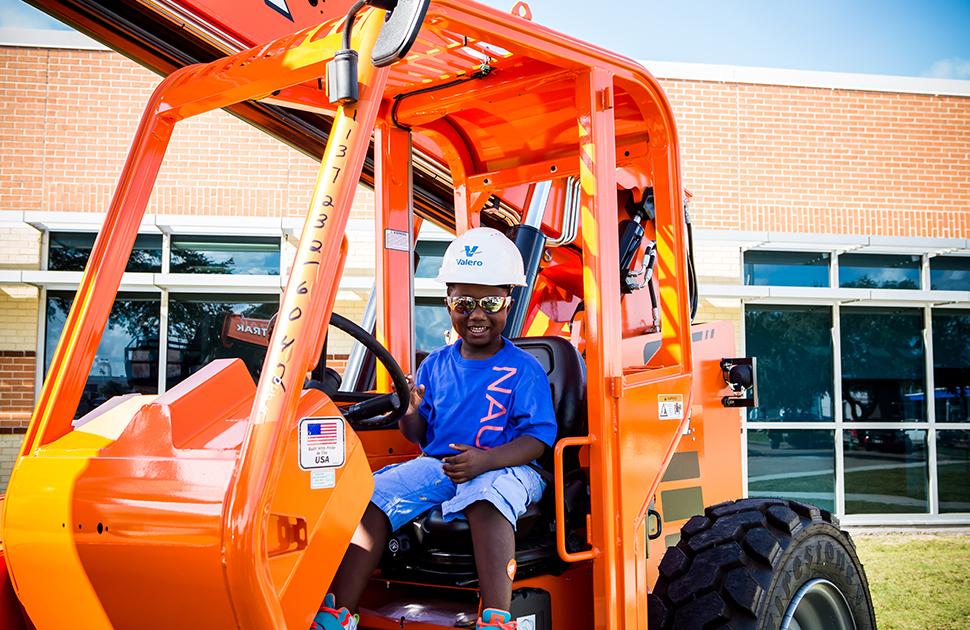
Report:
447,283,512,359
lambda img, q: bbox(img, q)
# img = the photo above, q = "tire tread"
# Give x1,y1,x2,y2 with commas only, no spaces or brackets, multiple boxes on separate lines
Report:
649,498,875,630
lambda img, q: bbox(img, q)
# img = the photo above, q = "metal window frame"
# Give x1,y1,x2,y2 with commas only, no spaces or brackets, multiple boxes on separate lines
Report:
739,243,970,524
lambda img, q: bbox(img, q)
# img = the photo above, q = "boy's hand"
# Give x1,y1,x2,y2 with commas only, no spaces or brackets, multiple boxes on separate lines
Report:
406,374,425,415
442,444,489,484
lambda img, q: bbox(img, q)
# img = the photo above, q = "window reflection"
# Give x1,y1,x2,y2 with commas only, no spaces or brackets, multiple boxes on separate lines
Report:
933,310,970,422
166,294,278,388
48,232,162,273
747,430,835,512
841,307,925,422
743,251,830,287
415,241,449,279
45,291,160,418
937,431,970,513
745,305,834,422
415,298,452,354
170,235,280,275
839,254,921,289
930,257,970,291
844,429,928,514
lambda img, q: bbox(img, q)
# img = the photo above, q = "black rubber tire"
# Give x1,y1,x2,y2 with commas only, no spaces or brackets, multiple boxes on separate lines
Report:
648,498,876,630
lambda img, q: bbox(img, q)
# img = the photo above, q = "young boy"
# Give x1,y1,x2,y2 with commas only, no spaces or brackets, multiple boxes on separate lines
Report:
313,227,558,630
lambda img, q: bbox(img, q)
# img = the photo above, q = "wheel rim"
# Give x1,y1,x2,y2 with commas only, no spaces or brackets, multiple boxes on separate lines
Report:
780,578,856,630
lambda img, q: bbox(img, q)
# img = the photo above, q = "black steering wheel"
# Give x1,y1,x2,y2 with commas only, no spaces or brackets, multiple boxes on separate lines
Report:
325,312,411,429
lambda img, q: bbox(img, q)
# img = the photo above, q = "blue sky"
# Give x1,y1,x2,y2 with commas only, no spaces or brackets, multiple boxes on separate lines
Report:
2,0,968,79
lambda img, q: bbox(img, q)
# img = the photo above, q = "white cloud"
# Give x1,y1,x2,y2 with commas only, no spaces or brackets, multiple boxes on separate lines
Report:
923,57,970,80
0,1,68,29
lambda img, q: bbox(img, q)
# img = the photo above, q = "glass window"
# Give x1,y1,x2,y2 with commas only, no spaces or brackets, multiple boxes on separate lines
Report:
167,294,279,388
843,429,928,514
747,429,835,512
930,256,970,291
838,254,921,289
743,251,830,287
45,291,160,418
415,240,449,279
170,235,280,275
48,232,162,273
415,297,452,354
937,430,970,514
744,305,834,422
932,310,970,423
841,307,925,422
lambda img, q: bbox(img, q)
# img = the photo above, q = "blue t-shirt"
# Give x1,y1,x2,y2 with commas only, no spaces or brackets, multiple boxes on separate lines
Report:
415,338,558,458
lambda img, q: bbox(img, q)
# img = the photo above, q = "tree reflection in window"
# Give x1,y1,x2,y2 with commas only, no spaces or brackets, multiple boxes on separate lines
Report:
170,236,280,275
745,305,834,422
45,291,160,418
932,310,970,422
166,294,279,388
839,254,921,290
841,307,925,422
48,232,162,273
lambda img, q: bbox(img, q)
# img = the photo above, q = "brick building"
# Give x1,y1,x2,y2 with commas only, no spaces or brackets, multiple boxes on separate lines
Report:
1,28,968,525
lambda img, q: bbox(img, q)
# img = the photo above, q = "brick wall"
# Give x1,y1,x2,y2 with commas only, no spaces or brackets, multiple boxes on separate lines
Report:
0,350,34,428
0,46,372,222
0,288,38,352
2,46,966,236
659,79,970,237
0,227,41,269
0,434,24,489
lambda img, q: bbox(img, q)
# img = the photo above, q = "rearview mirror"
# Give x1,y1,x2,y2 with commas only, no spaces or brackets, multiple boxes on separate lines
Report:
372,0,431,67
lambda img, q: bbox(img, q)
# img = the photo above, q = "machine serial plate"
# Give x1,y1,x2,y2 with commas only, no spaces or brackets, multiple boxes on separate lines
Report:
298,416,346,470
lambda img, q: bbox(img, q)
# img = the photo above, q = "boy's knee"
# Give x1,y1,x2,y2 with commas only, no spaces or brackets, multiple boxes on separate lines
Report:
464,499,510,524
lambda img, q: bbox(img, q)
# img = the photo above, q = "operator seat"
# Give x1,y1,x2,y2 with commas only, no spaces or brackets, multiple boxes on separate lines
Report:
379,336,588,585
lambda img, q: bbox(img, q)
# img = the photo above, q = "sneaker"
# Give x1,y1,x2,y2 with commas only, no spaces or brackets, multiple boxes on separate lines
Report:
310,594,359,630
477,608,517,629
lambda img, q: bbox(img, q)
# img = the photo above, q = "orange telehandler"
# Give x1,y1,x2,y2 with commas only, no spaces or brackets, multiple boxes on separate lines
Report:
2,1,877,628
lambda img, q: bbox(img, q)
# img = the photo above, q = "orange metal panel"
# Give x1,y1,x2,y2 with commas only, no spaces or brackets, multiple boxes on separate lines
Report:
576,67,623,630
221,11,391,628
374,122,415,388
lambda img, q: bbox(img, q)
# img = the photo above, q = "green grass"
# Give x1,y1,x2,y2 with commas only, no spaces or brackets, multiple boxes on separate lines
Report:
854,533,970,630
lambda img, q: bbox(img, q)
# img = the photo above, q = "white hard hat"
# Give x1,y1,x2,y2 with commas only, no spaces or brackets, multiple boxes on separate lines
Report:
435,227,526,287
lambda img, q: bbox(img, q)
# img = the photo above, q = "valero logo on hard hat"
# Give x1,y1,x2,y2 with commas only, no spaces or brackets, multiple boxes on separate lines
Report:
436,227,527,286
458,244,484,266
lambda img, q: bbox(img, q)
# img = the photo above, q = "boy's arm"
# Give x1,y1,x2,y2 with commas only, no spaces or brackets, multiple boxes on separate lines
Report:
442,436,546,484
398,375,427,445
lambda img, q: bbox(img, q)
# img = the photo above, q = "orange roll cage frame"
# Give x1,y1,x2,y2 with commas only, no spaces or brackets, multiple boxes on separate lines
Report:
1,2,741,629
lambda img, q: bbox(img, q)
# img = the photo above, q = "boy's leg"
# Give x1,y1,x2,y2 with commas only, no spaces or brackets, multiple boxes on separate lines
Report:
465,500,515,611
328,502,390,612
326,456,456,612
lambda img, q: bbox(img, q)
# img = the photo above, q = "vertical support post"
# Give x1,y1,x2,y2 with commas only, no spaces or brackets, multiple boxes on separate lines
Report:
833,302,846,517
577,68,623,630
925,304,938,515
18,100,176,456
157,289,169,394
453,185,486,235
374,122,415,387
222,12,390,629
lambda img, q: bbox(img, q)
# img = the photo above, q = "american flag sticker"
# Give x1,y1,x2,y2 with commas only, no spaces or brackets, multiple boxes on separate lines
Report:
299,417,346,471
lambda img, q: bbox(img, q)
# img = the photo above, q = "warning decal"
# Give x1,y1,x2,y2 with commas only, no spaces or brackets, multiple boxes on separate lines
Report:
658,394,684,420
299,416,346,470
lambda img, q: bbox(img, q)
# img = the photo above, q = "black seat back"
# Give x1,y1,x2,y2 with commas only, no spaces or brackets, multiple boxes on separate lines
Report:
511,336,586,470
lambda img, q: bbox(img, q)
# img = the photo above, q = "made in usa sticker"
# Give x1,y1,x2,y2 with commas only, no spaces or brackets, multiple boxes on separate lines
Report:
299,416,346,470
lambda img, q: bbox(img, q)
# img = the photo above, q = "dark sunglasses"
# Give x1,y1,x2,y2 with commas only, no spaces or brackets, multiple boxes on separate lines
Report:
445,295,512,315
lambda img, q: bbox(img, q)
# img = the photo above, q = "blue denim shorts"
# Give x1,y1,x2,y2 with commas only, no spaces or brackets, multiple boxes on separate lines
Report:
371,456,546,532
